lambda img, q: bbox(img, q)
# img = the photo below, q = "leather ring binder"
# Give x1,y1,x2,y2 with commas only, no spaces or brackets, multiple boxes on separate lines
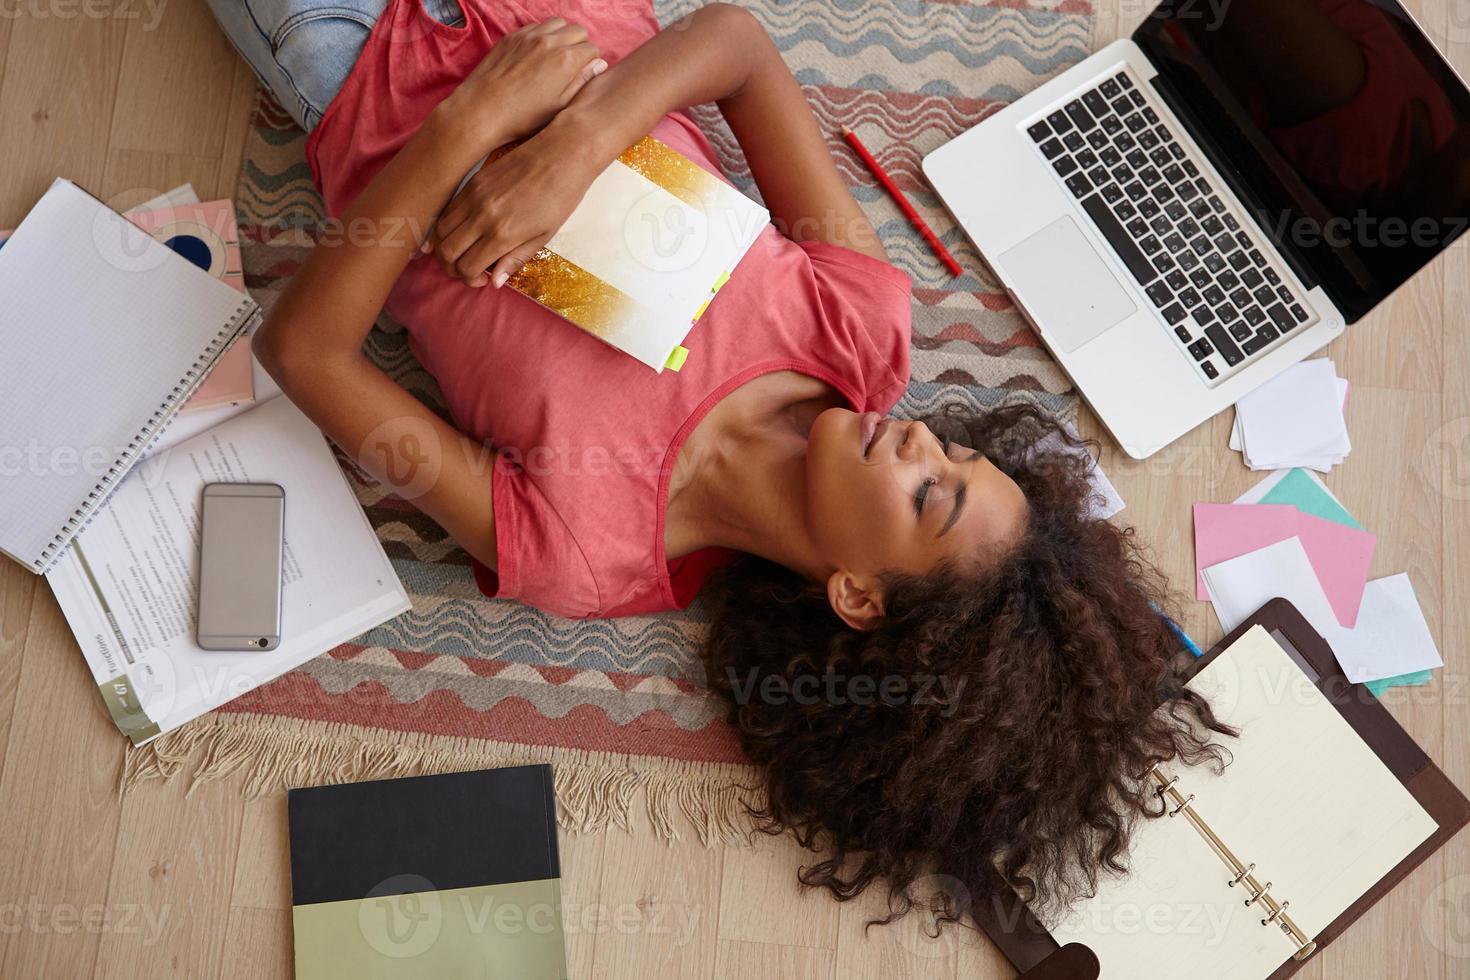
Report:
969,599,1468,980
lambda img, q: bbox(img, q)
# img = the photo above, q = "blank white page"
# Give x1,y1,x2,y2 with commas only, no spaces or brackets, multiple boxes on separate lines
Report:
0,178,256,572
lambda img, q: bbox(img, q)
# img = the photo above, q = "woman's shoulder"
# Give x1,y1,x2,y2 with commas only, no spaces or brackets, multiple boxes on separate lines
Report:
795,239,914,410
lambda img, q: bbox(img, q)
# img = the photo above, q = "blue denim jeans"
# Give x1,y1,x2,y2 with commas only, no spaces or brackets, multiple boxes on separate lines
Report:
206,0,464,131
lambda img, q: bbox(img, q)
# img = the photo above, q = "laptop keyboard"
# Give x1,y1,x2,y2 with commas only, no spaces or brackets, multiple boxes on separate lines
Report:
1026,69,1312,382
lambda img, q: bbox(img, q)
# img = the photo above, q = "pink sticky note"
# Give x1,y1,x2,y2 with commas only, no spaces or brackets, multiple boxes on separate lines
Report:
1194,504,1299,600
1193,503,1376,626
1292,510,1377,627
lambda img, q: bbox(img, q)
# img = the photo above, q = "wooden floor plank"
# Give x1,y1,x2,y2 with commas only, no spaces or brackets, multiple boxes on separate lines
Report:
1431,52,1469,953
94,774,245,980
1340,270,1445,393
832,881,961,980
0,5,129,225
716,832,840,950
213,59,262,200
0,561,38,789
0,4,13,101
228,794,291,911
713,938,835,979
559,828,607,980
588,833,722,980
220,907,293,980
99,146,220,213
0,593,124,979
108,0,240,158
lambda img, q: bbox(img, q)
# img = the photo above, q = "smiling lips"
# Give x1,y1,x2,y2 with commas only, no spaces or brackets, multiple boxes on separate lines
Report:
860,412,890,457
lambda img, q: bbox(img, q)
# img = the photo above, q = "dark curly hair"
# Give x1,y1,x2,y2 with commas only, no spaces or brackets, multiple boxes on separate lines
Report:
701,402,1234,931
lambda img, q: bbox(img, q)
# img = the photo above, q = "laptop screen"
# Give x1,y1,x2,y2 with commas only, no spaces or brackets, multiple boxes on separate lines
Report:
1136,0,1470,321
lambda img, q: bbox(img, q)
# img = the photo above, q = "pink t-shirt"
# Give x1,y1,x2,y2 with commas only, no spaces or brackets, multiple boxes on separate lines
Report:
306,0,913,618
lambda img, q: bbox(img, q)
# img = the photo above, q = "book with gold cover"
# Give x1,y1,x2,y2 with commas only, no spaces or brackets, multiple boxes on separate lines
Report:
465,136,769,373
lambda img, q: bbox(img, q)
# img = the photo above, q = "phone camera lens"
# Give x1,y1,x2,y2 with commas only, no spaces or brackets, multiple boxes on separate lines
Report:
257,638,269,648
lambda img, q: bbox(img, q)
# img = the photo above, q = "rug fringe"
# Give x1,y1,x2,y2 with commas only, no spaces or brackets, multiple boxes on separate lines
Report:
119,715,762,847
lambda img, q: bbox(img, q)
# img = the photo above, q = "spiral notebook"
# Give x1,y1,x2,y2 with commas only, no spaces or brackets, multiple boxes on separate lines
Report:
974,600,1468,980
0,178,259,574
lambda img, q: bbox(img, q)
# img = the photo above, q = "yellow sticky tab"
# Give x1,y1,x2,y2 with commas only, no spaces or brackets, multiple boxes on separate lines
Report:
665,346,690,372
693,298,711,321
712,270,731,293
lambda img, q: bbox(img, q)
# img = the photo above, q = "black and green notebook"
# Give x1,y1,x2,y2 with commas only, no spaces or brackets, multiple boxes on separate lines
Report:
287,765,568,979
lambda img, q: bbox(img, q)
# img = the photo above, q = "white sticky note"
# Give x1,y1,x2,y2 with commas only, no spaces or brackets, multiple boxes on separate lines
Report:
1331,574,1443,683
1233,359,1350,469
1202,537,1340,637
1232,376,1349,458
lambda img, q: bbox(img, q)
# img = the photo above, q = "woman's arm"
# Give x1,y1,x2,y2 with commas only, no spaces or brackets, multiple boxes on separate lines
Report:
252,21,603,569
430,3,886,285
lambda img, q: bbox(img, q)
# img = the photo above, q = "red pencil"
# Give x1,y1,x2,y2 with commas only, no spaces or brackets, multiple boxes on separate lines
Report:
839,125,964,278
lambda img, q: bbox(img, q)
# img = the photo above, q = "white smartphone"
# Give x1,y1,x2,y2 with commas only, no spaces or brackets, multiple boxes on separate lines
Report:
196,482,285,651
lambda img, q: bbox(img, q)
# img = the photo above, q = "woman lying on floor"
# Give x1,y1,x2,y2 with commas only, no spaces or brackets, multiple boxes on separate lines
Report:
217,0,1232,926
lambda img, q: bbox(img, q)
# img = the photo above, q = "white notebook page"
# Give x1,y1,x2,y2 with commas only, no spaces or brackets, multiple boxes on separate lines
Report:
0,179,254,570
1048,627,1436,979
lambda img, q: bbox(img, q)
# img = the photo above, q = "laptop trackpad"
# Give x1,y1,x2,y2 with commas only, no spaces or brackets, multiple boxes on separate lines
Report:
997,216,1137,353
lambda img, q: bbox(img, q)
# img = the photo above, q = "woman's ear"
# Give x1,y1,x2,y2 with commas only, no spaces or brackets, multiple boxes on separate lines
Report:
826,570,885,631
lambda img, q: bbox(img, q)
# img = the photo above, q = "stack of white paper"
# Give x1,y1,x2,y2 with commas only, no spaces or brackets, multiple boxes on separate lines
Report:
1231,359,1350,471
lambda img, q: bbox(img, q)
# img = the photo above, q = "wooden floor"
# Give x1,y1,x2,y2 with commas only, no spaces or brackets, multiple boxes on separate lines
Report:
1,1,1467,977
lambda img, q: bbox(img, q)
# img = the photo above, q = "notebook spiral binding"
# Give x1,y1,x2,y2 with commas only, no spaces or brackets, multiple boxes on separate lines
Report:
1145,765,1318,962
29,299,259,574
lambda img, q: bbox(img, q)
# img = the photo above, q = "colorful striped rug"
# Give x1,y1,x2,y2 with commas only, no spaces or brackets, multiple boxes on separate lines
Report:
122,0,1092,843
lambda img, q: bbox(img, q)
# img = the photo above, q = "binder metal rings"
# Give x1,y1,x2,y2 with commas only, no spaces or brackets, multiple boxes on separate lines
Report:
1146,766,1316,962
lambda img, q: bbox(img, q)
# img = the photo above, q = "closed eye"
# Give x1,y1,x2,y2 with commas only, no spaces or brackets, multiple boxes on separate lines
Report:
914,476,937,516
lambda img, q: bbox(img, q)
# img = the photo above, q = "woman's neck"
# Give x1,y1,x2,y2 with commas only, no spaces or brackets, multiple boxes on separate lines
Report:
664,371,842,580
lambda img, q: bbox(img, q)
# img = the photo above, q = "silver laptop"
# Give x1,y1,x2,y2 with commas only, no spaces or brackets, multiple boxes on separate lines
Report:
924,0,1469,458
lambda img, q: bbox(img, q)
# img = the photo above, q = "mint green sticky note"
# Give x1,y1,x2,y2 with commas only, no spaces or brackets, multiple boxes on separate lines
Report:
1258,468,1362,529
1367,670,1433,697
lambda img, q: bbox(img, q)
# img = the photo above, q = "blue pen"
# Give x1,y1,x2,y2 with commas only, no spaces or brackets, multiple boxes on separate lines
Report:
1163,614,1204,659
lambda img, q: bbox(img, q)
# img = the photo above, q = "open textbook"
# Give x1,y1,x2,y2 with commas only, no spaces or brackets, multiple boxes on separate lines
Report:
46,395,409,745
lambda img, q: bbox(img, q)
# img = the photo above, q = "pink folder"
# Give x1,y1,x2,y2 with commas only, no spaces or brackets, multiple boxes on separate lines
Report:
1193,502,1377,627
127,200,254,412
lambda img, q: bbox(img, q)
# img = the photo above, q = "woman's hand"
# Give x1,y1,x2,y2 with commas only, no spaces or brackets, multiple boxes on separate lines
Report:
436,18,607,149
427,115,608,287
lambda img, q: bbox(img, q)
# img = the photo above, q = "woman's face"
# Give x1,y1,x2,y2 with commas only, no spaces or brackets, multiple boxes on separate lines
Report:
805,408,1030,582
